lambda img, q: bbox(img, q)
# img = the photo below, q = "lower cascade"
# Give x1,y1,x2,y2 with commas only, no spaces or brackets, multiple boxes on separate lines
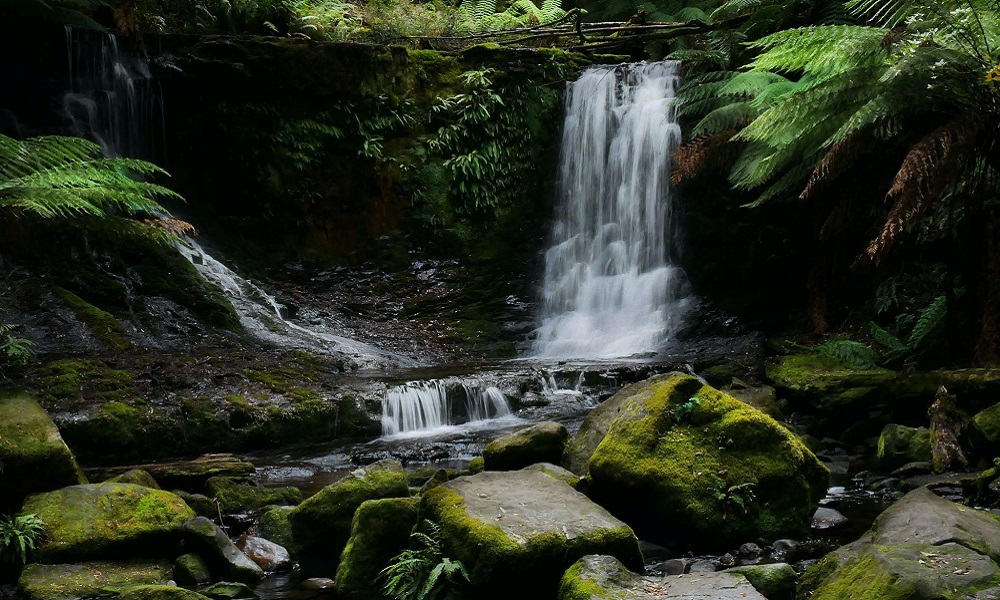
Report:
533,61,691,360
381,380,513,435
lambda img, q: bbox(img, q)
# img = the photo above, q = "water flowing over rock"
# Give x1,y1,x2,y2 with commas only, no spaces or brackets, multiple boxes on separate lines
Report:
380,379,513,435
534,61,691,360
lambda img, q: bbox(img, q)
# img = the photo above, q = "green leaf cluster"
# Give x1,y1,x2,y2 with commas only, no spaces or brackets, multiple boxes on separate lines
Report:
0,513,45,564
379,519,469,600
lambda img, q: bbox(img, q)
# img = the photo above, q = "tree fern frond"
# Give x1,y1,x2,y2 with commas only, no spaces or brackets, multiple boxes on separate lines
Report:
748,25,889,78
673,130,737,184
691,102,758,137
801,129,874,199
867,113,982,261
908,295,947,349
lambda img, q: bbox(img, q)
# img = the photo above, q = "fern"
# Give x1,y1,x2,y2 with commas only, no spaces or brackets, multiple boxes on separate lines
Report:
814,339,880,368
0,134,185,241
380,520,468,600
0,514,45,564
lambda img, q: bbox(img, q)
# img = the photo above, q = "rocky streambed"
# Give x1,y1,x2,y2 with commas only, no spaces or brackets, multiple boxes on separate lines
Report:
7,355,1000,600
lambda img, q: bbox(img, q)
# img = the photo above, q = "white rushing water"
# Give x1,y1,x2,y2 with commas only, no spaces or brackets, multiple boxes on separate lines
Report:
176,239,418,370
533,62,691,360
381,380,514,436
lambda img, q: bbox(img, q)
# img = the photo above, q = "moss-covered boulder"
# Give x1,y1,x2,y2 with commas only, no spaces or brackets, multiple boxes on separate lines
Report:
524,462,581,489
119,585,211,600
181,517,263,583
765,353,896,409
200,582,255,600
173,553,211,586
204,477,301,514
876,424,932,471
802,488,1000,600
726,563,796,599
288,459,409,559
557,554,767,599
968,402,1000,459
257,506,296,552
0,392,86,510
18,560,173,600
483,422,569,471
421,469,642,600
23,483,195,562
87,455,256,491
335,497,420,598
109,470,161,489
583,373,829,546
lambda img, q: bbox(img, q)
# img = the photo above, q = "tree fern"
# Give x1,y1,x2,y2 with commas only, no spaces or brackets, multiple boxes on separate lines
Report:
0,134,185,241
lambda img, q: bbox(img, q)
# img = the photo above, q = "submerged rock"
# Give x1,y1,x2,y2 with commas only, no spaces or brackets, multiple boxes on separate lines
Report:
335,497,420,599
0,392,86,510
483,422,569,471
181,517,264,583
557,555,767,599
802,488,1000,599
18,560,173,600
23,483,194,562
421,469,642,600
581,373,829,546
288,459,409,561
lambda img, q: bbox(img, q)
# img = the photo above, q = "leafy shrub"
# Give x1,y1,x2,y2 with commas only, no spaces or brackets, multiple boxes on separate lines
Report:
379,519,469,600
0,514,45,564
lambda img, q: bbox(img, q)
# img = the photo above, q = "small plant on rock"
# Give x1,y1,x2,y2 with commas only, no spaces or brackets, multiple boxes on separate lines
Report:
379,519,469,600
0,513,45,564
673,396,701,424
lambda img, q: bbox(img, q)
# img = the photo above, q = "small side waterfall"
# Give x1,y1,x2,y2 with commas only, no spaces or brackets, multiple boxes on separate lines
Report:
533,62,691,360
381,380,514,436
63,27,163,159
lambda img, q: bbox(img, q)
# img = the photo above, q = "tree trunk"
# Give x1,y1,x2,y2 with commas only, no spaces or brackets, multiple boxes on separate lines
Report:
929,386,968,473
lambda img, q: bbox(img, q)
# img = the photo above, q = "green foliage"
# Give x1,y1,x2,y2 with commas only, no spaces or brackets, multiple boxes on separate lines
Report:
707,474,756,514
0,513,45,564
813,339,880,368
0,321,34,374
673,396,701,423
379,519,469,600
870,295,948,362
1,0,108,28
0,134,184,242
458,0,566,32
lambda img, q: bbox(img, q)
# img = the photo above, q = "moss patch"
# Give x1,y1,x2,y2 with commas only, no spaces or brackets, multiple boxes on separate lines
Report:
18,560,173,600
204,476,301,513
54,287,131,351
23,483,195,562
335,497,420,598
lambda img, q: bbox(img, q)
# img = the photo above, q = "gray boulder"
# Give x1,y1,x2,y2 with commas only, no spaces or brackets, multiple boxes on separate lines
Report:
483,422,569,471
182,517,263,583
558,555,767,599
237,535,291,572
421,469,641,600
802,488,1000,599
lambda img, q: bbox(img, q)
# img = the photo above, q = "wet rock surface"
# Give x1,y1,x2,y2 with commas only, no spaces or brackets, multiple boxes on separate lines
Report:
558,555,767,599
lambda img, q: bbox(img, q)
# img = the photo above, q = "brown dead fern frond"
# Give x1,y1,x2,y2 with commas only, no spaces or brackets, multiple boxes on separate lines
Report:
865,112,982,263
141,218,197,237
672,129,737,184
801,130,873,201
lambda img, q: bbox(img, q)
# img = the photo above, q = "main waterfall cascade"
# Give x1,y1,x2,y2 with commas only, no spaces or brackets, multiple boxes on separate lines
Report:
533,61,692,360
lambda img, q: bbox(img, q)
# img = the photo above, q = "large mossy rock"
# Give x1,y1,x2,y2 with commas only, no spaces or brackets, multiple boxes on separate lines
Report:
483,422,569,471
582,373,829,546
23,483,195,562
257,506,296,552
802,488,1000,600
335,497,420,599
181,517,264,583
288,459,409,558
421,469,642,600
18,560,173,600
204,477,301,513
558,554,767,600
877,424,932,471
765,353,896,409
968,402,1000,459
0,392,86,510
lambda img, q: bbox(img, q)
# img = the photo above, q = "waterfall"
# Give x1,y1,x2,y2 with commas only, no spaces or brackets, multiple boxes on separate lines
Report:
62,27,163,159
59,28,413,370
533,62,691,360
381,380,514,435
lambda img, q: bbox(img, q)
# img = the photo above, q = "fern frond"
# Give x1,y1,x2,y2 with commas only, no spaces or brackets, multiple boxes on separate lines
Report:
908,295,947,350
672,130,737,184
867,113,982,261
691,102,758,137
748,25,889,78
801,129,874,200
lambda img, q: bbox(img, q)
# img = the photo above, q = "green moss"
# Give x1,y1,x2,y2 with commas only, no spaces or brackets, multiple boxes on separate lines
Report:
54,287,131,351
809,554,912,600
797,552,840,599
765,353,896,405
205,477,302,513
587,373,829,545
876,424,931,470
467,457,485,474
482,422,568,471
335,497,420,598
173,553,211,586
18,560,173,600
288,460,409,555
23,483,196,562
35,359,138,405
556,561,621,600
728,563,797,599
108,469,160,489
119,585,211,600
258,506,296,552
